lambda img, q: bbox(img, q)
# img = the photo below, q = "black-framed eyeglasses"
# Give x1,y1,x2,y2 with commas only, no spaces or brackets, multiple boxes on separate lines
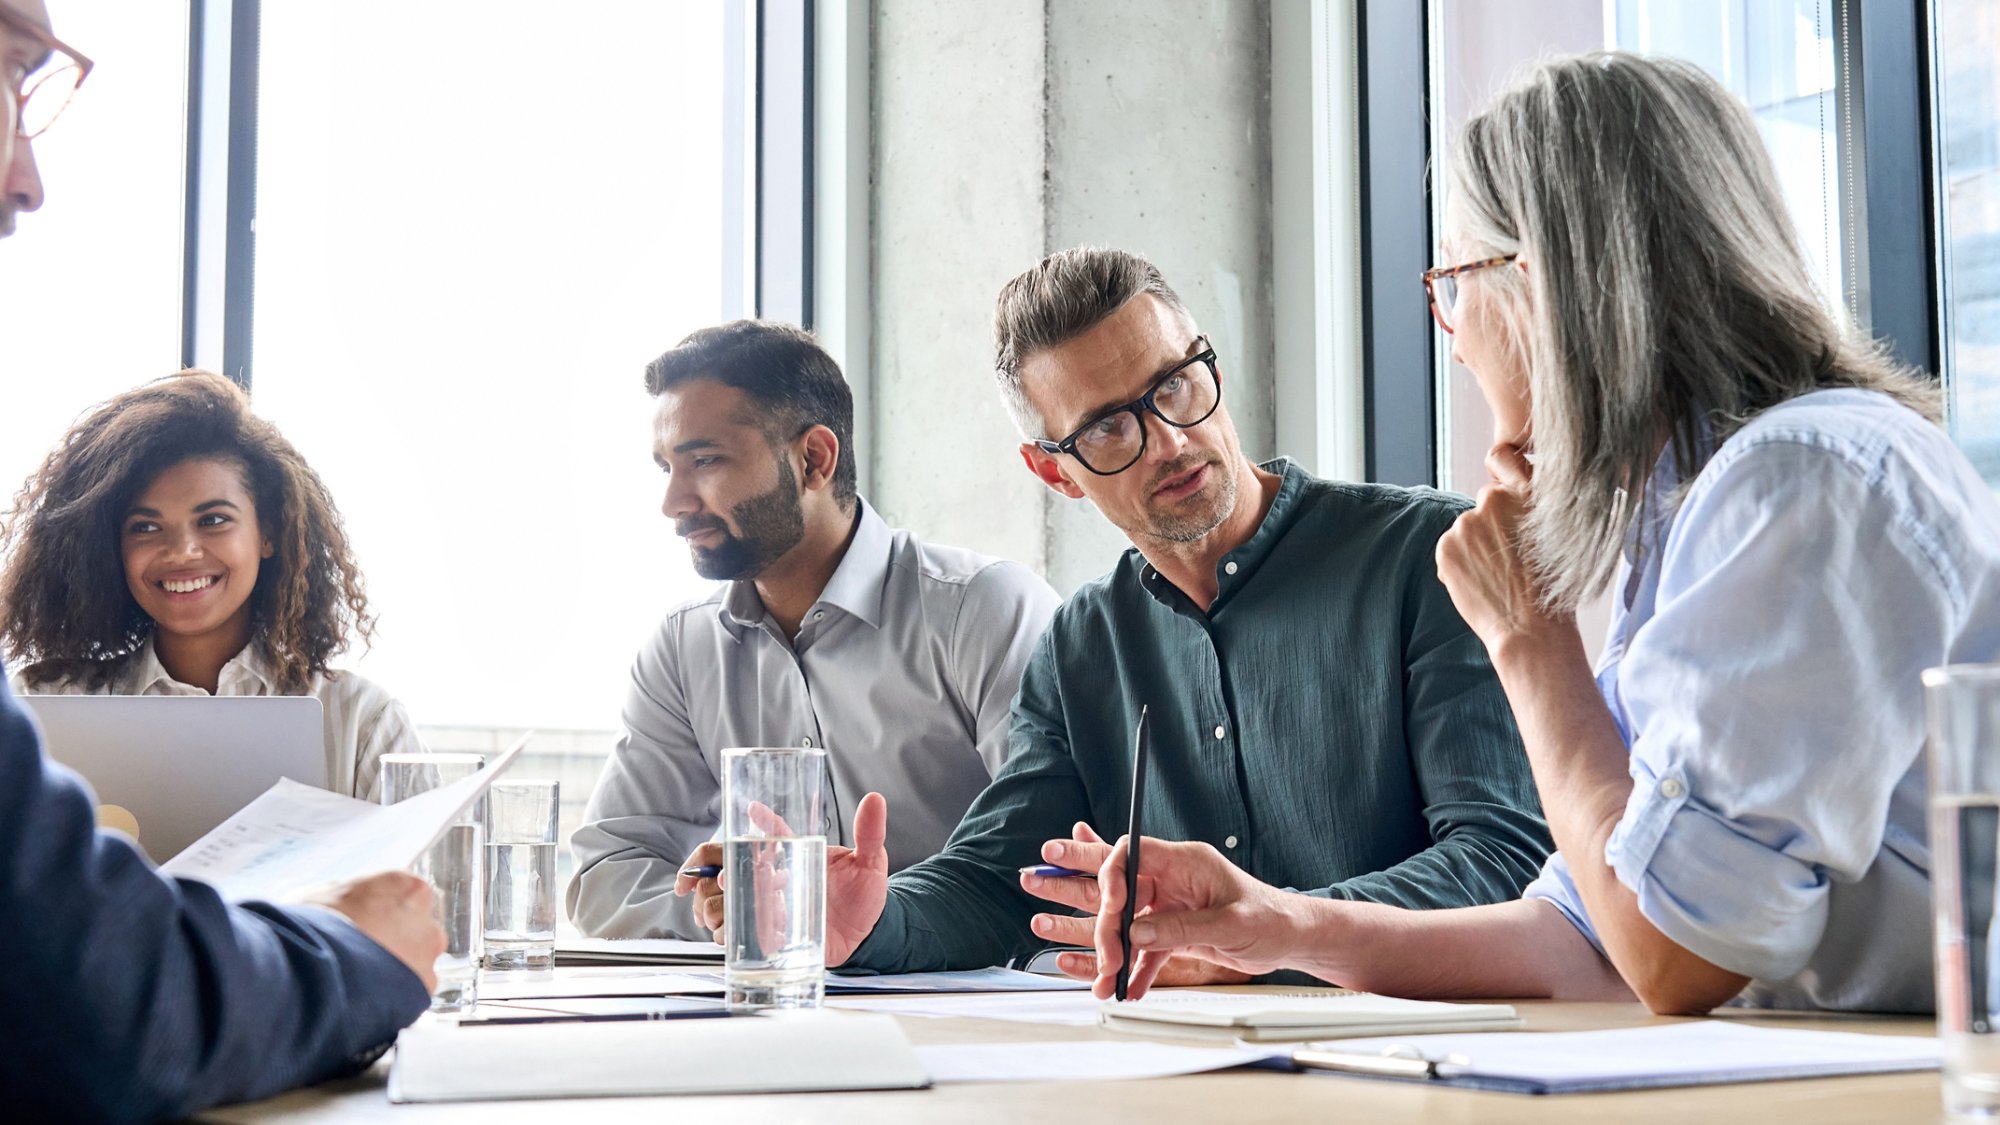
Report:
0,5,91,141
1034,337,1221,476
1421,254,1517,335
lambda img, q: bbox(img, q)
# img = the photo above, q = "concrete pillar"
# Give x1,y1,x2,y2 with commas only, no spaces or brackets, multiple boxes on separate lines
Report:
869,0,1050,572
870,0,1276,593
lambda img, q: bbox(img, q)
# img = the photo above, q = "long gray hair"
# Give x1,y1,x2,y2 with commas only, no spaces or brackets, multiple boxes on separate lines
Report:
1449,51,1939,612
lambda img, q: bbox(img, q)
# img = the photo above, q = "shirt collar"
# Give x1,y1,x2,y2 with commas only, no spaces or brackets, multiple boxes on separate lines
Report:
1138,457,1305,613
129,634,278,694
717,499,891,638
814,499,891,629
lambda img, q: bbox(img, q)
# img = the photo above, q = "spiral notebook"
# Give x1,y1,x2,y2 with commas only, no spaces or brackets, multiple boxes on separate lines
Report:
1099,990,1521,1042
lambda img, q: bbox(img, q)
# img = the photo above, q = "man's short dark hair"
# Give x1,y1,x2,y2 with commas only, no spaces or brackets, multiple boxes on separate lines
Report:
644,319,858,506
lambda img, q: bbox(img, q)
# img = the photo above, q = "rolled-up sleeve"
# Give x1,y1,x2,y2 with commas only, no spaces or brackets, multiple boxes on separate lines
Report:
1602,440,1957,981
566,616,716,938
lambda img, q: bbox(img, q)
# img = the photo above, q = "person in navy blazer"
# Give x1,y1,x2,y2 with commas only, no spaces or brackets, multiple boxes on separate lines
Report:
0,2,445,1120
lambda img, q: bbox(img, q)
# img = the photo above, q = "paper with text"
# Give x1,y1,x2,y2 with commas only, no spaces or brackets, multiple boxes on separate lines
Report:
159,736,528,901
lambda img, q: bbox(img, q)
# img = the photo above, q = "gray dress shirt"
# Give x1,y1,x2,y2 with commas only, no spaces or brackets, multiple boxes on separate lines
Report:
567,500,1060,938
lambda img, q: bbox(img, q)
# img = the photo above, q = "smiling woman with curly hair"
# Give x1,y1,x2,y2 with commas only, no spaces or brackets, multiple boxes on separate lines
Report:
0,370,424,799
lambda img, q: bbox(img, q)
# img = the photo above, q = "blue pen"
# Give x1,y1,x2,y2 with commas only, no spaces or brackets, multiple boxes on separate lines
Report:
1019,864,1090,878
680,864,722,879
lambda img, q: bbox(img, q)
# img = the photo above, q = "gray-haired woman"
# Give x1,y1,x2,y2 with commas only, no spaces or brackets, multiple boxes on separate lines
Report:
1069,51,2000,1016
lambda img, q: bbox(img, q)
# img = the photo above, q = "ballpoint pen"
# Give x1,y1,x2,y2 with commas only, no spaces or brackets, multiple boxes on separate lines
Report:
1116,704,1150,1002
1291,1045,1471,1080
1018,864,1090,878
680,864,722,879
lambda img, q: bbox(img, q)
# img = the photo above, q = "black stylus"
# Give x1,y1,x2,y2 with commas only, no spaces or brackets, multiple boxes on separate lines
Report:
1116,704,1150,1002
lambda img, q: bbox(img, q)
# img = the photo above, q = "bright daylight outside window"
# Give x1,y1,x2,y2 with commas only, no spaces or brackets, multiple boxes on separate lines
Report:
1935,0,2000,484
249,2,725,903
0,1,187,513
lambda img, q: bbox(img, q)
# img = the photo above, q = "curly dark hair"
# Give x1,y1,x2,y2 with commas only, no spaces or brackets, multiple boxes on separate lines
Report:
0,370,374,693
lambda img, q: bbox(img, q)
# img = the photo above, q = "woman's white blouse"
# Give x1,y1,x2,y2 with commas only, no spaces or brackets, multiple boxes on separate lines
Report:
1524,388,2000,1013
10,636,424,802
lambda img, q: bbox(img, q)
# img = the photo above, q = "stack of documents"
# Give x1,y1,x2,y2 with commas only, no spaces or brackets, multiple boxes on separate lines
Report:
1100,991,1520,1042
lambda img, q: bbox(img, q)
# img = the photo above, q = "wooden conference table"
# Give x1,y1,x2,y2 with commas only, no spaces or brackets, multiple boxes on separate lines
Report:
197,993,1944,1124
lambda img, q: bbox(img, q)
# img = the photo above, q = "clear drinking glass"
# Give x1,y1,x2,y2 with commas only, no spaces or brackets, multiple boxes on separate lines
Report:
721,746,827,1012
483,780,559,972
1926,665,2000,1118
379,752,487,1014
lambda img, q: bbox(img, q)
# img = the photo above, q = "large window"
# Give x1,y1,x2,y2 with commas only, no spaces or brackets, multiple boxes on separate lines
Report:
245,2,728,891
1936,0,2000,483
0,1,188,509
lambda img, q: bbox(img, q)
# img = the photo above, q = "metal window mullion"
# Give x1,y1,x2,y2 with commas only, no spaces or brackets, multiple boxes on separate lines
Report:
1841,0,1939,377
755,0,814,328
178,0,259,389
1356,0,1434,486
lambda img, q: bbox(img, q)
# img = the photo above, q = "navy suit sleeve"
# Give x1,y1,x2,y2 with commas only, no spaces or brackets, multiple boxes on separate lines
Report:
0,671,430,1123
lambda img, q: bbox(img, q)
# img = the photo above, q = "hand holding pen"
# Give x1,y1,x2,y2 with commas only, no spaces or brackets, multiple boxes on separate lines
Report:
1086,834,1303,1000
1019,835,1255,990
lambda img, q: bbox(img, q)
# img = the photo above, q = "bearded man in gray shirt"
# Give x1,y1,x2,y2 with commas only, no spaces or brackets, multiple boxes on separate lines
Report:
567,320,1060,939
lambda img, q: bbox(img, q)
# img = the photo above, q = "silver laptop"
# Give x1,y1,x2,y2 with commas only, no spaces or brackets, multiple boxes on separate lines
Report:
23,695,327,864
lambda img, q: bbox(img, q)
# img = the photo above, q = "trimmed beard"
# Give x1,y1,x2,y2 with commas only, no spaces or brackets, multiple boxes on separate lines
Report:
683,456,808,581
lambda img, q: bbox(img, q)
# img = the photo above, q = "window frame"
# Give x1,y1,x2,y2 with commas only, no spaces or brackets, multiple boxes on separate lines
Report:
1352,0,1943,488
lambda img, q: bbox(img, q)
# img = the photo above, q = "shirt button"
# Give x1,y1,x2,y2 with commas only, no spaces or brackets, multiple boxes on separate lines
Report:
1659,777,1685,799
1213,725,1226,740
1224,561,1238,575
801,737,815,748
812,611,825,621
1224,835,1239,849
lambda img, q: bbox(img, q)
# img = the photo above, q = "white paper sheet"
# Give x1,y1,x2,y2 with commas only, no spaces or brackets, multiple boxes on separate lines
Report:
389,1011,930,1102
480,965,1090,1001
828,990,1107,1026
159,737,527,901
830,967,1088,993
478,967,728,1000
916,1041,1282,1083
554,937,726,964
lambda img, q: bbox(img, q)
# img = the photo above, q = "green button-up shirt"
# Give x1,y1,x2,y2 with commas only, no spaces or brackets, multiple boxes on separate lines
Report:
848,459,1551,972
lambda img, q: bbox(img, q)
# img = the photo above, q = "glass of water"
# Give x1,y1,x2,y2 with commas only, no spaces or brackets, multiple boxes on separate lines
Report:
721,746,827,1012
1927,665,2000,1118
379,752,486,1014
483,780,559,972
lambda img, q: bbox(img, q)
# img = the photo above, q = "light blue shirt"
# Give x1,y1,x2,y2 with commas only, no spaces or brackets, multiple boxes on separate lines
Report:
1525,388,2000,1012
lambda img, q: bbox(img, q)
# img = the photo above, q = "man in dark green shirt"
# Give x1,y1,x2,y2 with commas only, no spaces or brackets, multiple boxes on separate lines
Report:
681,247,1550,978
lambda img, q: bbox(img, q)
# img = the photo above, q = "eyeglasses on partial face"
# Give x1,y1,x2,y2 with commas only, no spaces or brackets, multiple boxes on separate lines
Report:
1421,254,1518,335
0,4,91,140
1034,338,1222,477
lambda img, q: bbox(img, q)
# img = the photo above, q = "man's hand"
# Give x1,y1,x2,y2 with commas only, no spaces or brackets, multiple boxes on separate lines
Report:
1086,836,1307,1000
305,872,445,992
1020,825,1251,990
676,792,892,967
675,839,728,936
